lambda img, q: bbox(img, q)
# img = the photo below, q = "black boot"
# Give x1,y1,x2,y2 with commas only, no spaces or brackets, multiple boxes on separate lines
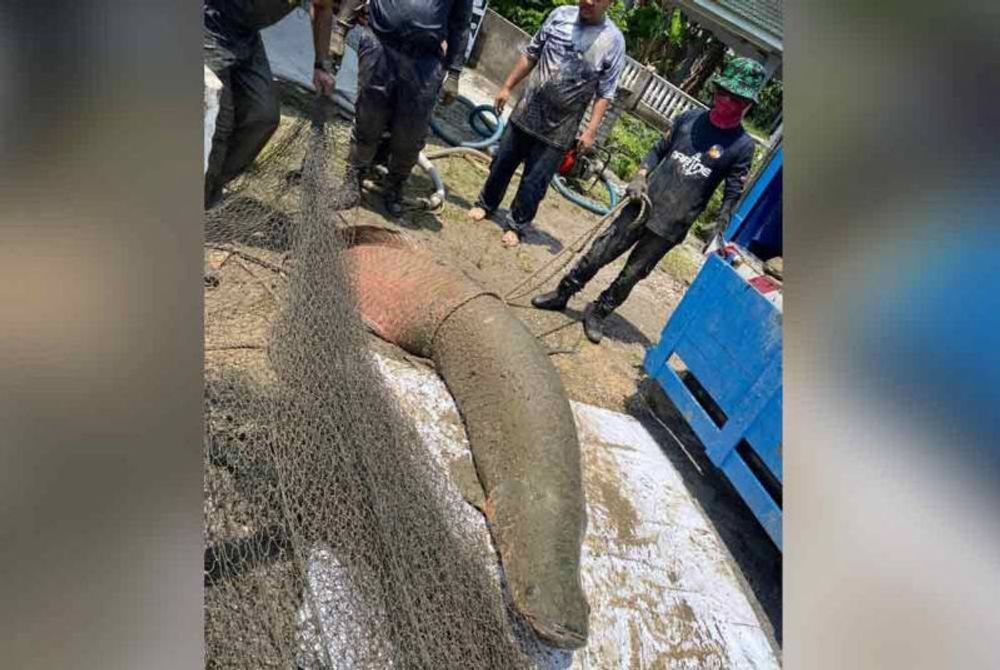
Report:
383,179,405,218
205,176,224,210
583,301,613,344
531,276,582,311
384,187,404,217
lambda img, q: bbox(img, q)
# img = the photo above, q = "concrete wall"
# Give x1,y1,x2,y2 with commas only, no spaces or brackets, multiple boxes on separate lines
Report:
467,10,530,89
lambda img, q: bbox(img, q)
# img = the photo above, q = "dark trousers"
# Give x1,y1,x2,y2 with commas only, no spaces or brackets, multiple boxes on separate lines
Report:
204,32,280,208
350,29,446,186
475,123,565,234
567,201,682,311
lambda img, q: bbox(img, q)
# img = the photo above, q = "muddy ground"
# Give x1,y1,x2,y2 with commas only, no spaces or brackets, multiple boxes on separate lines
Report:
204,107,782,648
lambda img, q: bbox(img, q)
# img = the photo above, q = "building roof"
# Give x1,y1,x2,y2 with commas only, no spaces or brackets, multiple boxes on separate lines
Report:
714,0,782,41
678,0,783,54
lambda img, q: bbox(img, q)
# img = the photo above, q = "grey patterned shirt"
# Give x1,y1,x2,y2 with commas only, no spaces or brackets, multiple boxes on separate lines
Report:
509,5,625,150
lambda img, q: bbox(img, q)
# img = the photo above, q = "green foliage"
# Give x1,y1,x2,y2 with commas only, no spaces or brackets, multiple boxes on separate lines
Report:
606,113,660,180
623,4,665,51
492,1,643,38
747,78,782,131
668,8,684,47
490,0,576,35
605,0,631,30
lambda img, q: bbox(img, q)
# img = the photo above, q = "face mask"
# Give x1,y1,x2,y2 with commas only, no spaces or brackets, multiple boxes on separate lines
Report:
710,90,751,129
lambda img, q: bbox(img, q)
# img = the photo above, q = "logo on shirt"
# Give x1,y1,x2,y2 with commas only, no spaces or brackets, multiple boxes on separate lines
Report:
707,145,723,160
671,150,713,178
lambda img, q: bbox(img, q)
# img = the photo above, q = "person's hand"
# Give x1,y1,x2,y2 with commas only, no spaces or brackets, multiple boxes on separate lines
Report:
576,128,597,153
494,85,512,116
314,66,335,96
625,172,647,202
441,71,460,106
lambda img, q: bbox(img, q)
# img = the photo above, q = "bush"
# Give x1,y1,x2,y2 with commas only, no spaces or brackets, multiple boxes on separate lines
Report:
606,114,660,181
493,0,634,37
490,0,577,35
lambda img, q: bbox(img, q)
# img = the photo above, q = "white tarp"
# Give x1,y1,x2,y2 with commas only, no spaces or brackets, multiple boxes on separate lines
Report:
299,354,782,669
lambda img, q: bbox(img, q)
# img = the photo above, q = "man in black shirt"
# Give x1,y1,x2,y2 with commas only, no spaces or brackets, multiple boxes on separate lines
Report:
204,1,341,209
532,57,768,343
335,0,474,215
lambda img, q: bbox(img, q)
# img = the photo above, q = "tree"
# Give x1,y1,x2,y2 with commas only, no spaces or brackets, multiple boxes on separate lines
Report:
679,37,725,94
490,0,576,35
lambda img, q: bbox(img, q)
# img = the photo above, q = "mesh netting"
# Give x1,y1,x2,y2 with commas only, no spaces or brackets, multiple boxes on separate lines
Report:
203,93,534,669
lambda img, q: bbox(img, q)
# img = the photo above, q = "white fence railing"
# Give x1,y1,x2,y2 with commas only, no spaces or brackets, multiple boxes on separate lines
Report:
617,57,648,98
618,57,769,151
578,56,708,148
621,56,708,129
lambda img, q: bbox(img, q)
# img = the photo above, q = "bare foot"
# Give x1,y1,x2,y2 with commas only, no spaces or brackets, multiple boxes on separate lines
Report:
467,206,488,221
500,230,520,248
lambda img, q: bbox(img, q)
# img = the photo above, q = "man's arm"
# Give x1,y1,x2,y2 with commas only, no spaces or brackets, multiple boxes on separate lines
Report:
704,142,754,250
444,0,474,73
639,109,695,176
495,9,558,114
625,112,682,202
494,54,537,115
716,144,754,230
637,134,670,176
311,1,335,94
577,98,609,152
578,34,626,151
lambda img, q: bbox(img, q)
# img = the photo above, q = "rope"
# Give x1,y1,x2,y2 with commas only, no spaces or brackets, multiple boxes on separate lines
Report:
503,195,650,302
499,194,651,353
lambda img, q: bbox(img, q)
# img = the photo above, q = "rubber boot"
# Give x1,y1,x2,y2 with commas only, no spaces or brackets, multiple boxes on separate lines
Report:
583,301,613,344
205,177,224,210
383,177,405,218
531,275,583,311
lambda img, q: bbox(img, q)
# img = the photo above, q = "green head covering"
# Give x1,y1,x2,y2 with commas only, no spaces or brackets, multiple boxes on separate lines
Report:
713,57,768,102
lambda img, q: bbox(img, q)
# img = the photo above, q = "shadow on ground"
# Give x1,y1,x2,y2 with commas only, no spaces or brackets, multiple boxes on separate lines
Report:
206,194,297,252
471,207,566,255
625,377,783,648
542,306,651,348
521,224,565,254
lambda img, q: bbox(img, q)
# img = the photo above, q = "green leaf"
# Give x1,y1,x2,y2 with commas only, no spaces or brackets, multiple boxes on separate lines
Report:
668,8,684,46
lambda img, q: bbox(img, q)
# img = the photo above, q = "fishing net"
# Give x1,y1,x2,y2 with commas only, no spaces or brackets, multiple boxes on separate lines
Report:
202,89,533,669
